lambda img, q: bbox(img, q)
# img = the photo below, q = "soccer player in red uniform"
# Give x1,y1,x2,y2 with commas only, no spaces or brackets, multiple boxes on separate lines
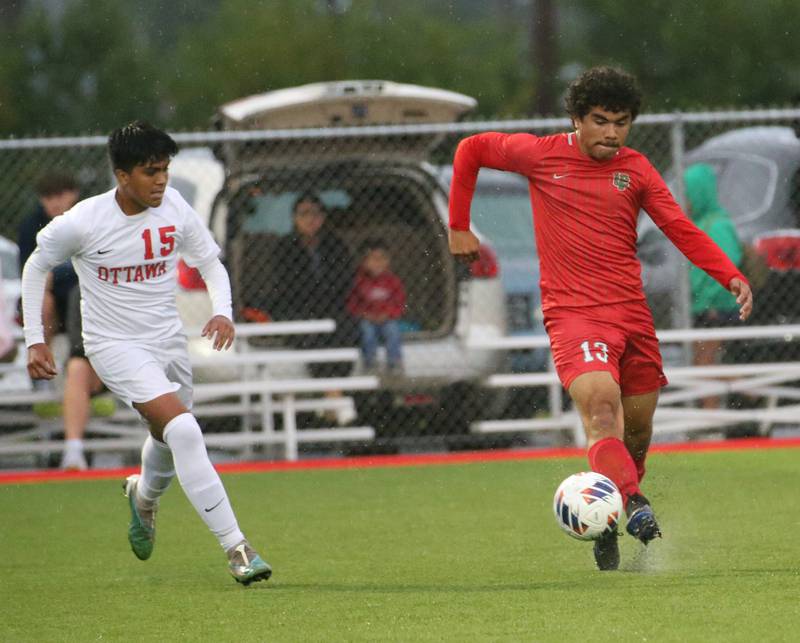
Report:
448,67,753,570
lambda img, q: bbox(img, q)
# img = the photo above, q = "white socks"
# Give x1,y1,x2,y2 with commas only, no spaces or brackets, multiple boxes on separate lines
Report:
136,435,175,505
162,413,244,551
64,438,83,453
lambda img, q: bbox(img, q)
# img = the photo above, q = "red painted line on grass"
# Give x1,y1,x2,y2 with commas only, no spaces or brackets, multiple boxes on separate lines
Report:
1,436,799,485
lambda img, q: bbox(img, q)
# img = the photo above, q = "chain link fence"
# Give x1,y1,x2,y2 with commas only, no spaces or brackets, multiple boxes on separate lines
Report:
2,107,800,458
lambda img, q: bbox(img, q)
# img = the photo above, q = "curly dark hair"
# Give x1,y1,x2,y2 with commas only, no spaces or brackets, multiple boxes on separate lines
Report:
108,121,178,172
564,66,642,120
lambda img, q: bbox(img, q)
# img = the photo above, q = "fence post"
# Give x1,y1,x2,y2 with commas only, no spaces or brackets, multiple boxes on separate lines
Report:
670,113,693,363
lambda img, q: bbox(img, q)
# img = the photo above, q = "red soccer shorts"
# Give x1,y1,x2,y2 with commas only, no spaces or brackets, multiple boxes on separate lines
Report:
543,299,668,396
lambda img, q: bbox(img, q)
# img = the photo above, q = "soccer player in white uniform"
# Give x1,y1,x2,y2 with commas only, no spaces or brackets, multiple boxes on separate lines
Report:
22,121,271,585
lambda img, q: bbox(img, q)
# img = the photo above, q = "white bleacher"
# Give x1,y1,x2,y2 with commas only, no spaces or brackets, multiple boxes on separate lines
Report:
468,324,800,446
0,319,378,461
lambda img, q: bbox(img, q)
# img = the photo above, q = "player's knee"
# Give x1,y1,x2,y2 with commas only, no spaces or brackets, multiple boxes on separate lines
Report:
161,413,204,452
586,399,618,435
65,357,91,381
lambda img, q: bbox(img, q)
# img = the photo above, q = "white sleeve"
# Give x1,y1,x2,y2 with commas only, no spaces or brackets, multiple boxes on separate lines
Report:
22,213,83,346
36,210,84,267
176,194,220,267
197,258,233,321
21,249,52,346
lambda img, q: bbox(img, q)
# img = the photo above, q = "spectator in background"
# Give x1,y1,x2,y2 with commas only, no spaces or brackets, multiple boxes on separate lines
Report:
257,192,357,424
347,240,406,375
254,192,358,376
684,163,744,409
18,173,81,345
18,172,108,469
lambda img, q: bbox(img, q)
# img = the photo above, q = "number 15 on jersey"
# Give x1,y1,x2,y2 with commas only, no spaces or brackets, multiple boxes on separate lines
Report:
142,226,176,260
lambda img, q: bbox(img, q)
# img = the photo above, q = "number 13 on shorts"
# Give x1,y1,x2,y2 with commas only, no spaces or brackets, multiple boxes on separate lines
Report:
581,341,609,363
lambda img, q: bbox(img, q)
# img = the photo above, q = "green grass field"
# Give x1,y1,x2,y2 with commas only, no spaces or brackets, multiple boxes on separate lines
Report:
1,448,799,642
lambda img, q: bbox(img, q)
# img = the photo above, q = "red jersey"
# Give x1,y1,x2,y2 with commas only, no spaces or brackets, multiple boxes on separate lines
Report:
346,270,406,319
449,132,747,311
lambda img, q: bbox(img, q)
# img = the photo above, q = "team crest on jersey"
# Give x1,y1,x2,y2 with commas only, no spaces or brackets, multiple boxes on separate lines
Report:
612,172,631,191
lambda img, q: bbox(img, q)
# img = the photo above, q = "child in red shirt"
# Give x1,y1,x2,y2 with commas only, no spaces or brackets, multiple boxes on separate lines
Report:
346,240,406,373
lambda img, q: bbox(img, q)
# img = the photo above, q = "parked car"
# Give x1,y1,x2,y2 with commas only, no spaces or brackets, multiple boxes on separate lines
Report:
207,80,509,437
637,126,800,360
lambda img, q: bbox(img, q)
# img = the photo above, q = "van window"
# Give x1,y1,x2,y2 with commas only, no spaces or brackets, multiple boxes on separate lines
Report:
242,189,352,235
227,172,455,336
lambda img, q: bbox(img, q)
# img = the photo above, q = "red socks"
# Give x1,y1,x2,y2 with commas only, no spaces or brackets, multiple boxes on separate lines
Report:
588,437,641,504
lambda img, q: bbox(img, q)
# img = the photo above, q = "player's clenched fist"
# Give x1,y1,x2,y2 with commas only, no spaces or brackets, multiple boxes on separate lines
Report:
27,343,58,380
202,315,235,351
449,228,480,264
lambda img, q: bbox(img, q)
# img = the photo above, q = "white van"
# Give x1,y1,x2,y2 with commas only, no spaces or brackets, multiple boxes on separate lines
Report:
198,80,509,436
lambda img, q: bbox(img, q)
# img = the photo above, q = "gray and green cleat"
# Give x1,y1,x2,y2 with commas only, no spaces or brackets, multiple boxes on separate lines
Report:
122,474,157,561
227,540,272,586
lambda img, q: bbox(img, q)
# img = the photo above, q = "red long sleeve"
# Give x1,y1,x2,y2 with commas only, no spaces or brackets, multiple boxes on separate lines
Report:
659,217,748,290
447,130,746,311
449,132,544,230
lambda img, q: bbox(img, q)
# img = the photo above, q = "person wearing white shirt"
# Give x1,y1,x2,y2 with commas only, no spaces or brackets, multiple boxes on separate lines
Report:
22,121,271,586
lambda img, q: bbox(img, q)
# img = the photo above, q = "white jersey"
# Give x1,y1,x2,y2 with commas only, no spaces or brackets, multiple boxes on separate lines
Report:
34,186,220,349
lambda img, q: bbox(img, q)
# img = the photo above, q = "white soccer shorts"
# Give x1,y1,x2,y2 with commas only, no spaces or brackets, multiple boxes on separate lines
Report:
87,333,193,410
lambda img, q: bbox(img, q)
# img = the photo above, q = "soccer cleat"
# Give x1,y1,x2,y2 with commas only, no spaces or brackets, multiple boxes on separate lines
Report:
227,540,272,586
625,493,662,545
122,474,157,561
593,529,620,571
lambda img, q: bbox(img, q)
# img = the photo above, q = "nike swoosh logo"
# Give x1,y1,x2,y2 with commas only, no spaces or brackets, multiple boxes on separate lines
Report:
204,498,224,512
553,174,569,180
97,249,113,255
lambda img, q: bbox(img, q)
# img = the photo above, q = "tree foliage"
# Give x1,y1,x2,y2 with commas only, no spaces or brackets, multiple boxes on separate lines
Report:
566,0,800,110
0,0,799,136
0,0,162,135
167,0,530,128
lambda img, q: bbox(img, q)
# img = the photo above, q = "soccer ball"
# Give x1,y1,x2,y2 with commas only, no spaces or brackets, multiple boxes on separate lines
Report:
553,472,622,541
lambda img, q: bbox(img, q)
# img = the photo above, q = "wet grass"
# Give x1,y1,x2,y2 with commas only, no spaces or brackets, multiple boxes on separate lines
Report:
1,448,798,641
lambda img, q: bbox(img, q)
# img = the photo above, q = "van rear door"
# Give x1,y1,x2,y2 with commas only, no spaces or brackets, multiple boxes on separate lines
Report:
213,80,476,172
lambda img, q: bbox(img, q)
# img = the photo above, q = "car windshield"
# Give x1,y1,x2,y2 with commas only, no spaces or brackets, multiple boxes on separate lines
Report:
678,155,774,223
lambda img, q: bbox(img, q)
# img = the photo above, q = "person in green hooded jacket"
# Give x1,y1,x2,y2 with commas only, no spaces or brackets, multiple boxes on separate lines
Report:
684,162,744,408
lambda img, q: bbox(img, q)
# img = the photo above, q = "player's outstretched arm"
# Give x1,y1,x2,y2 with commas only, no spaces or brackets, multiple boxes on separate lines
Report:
728,277,753,321
656,217,752,317
449,229,480,264
202,315,235,351
27,343,57,380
